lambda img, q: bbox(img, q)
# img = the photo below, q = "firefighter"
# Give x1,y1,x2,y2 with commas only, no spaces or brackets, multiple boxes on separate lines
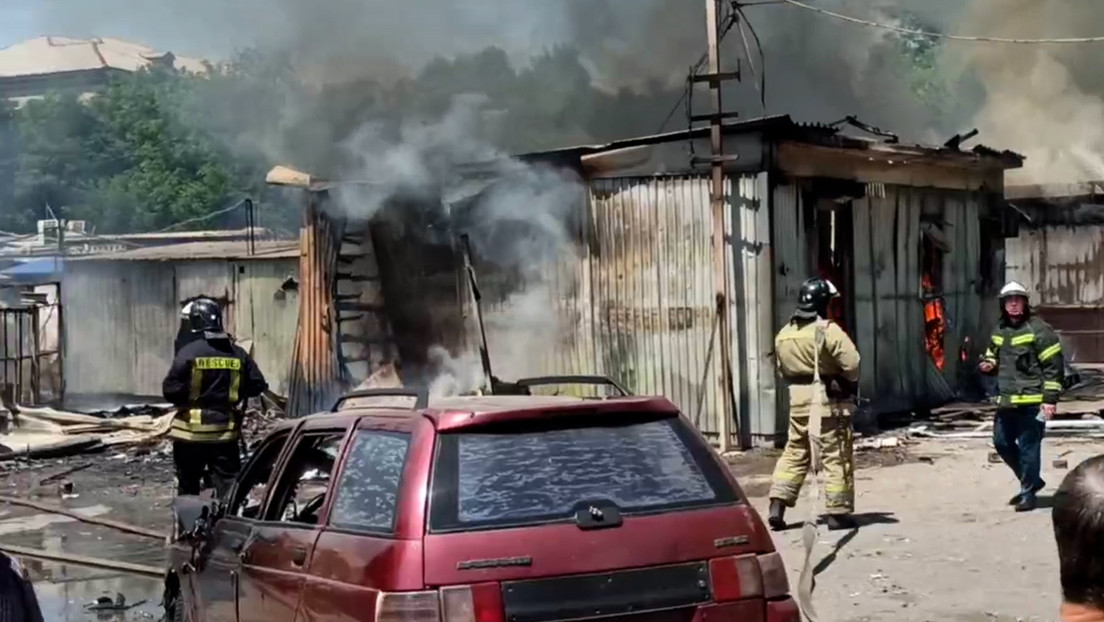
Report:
979,281,1064,512
162,298,267,498
768,277,861,532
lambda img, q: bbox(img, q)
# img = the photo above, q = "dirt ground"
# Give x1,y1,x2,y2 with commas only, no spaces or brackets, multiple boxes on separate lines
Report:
0,435,1096,621
732,437,1099,622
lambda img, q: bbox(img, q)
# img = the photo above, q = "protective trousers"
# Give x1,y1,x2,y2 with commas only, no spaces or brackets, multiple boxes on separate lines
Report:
173,440,242,499
769,408,855,515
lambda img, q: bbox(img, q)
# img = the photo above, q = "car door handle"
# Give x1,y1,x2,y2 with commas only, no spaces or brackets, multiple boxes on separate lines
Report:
290,547,307,567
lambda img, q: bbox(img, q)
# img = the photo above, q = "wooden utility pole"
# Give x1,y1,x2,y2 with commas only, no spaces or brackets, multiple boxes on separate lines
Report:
698,0,743,452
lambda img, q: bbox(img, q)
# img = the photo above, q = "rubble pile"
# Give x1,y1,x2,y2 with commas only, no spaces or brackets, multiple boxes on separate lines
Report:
0,405,174,461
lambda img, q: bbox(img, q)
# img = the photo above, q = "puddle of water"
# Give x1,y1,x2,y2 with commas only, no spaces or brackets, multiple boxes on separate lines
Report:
29,564,163,622
4,511,168,622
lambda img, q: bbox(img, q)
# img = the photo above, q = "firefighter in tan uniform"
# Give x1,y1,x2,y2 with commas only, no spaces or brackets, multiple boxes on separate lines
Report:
768,277,861,532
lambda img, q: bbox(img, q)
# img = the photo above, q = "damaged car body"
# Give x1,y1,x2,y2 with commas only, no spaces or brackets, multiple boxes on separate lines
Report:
163,380,798,622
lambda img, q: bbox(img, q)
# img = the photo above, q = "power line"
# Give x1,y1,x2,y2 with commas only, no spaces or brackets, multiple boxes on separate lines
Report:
779,0,1104,44
154,198,251,233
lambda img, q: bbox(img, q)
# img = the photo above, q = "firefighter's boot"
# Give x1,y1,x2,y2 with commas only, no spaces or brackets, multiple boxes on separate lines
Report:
767,499,787,531
826,514,858,531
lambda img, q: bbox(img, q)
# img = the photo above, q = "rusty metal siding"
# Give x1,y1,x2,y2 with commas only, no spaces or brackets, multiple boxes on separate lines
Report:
287,199,342,416
483,174,770,447
1007,225,1104,361
591,177,723,437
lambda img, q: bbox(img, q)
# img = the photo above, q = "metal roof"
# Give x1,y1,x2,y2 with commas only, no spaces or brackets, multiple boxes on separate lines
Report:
71,240,299,262
514,114,1025,171
0,36,208,79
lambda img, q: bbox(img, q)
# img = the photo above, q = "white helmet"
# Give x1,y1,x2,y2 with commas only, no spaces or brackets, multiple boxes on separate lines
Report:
999,281,1029,300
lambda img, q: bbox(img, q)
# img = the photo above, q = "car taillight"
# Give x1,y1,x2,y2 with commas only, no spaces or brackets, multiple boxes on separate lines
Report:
440,584,504,622
378,592,442,622
757,552,791,599
709,553,791,602
378,585,505,622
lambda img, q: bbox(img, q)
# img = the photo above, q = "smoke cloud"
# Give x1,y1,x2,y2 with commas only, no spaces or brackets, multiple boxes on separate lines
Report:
954,0,1104,184
27,0,970,142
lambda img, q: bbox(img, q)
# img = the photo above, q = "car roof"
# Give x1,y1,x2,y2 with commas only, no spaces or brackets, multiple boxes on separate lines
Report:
269,394,681,434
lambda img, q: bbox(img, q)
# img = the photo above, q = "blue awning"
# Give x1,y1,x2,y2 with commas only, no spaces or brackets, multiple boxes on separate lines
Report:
0,258,64,283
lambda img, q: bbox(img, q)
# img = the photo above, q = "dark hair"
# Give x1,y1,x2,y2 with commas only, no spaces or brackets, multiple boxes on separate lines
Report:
1053,454,1104,608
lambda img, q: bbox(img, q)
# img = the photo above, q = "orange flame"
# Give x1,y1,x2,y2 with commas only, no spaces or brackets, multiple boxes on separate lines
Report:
922,273,946,371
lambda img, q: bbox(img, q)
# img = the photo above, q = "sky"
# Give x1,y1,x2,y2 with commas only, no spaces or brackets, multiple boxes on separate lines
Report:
0,3,37,48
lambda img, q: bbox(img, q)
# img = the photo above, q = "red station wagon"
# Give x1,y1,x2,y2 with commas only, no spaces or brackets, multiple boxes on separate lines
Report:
165,378,799,622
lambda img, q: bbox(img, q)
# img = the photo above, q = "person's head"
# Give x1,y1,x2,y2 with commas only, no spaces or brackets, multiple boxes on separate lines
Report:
999,281,1030,322
187,297,224,336
795,277,839,320
1053,455,1104,611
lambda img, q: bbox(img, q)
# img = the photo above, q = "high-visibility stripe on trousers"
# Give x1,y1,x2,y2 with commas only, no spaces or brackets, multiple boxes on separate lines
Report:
769,412,855,514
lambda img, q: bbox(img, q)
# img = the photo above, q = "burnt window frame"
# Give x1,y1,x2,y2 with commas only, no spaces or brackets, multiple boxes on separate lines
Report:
227,430,292,521
262,430,348,527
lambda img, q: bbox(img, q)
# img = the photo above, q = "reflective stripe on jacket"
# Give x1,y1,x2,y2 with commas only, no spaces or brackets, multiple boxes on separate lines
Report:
163,340,268,443
981,315,1064,407
169,408,240,442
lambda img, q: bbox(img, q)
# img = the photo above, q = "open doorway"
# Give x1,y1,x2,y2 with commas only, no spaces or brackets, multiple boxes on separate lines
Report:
920,220,949,371
805,179,859,333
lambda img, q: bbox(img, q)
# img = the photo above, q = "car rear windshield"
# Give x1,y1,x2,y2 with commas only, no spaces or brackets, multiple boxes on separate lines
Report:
429,416,736,532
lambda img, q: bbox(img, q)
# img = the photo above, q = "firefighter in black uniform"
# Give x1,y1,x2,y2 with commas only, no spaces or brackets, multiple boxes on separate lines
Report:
162,298,267,498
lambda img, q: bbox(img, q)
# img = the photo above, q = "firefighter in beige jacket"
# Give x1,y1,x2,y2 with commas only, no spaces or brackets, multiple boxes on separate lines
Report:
768,277,861,532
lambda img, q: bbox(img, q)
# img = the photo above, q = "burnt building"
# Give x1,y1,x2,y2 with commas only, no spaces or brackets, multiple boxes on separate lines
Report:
274,115,1023,449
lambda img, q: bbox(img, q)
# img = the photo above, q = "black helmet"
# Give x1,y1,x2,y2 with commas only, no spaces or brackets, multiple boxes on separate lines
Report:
187,297,225,336
795,277,839,319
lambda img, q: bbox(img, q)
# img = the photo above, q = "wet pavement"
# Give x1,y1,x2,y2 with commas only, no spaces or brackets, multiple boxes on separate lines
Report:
28,562,164,621
0,450,176,621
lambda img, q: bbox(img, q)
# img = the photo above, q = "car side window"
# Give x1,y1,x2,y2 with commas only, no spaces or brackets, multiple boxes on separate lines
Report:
264,432,345,526
329,430,411,534
228,433,289,520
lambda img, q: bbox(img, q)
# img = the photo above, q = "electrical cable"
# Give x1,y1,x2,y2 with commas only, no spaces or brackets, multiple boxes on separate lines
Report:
655,4,740,134
154,197,251,233
779,0,1104,44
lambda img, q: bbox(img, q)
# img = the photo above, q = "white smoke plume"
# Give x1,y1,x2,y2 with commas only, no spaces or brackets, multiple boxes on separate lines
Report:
426,345,485,398
953,0,1104,184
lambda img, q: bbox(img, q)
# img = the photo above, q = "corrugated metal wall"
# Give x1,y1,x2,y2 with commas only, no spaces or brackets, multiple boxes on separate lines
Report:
1007,225,1104,361
64,261,177,396
482,174,771,446
63,257,299,399
855,185,984,409
773,181,989,418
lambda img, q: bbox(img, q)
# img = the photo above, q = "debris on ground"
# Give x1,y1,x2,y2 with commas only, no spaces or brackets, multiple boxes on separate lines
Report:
86,592,146,612
0,391,288,462
855,436,903,451
0,404,174,461
910,417,1104,440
